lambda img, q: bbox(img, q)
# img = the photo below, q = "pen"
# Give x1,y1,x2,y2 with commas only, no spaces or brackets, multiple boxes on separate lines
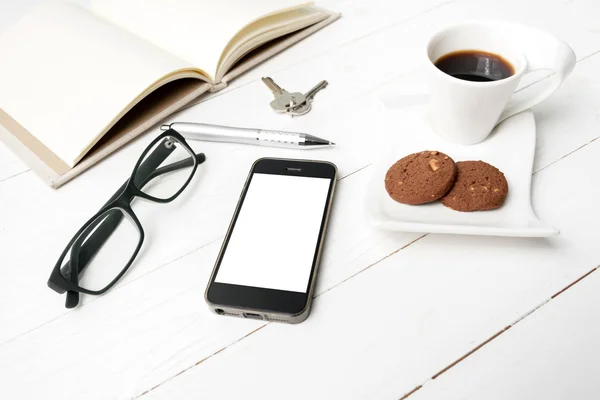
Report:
160,122,335,149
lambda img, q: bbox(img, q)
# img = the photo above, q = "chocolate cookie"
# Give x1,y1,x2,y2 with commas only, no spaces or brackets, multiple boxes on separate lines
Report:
385,150,457,205
441,161,508,212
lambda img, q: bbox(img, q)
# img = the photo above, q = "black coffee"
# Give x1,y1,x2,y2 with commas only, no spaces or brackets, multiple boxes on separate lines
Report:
434,50,515,82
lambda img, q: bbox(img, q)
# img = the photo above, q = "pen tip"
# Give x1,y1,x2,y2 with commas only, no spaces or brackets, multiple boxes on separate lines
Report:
330,142,336,145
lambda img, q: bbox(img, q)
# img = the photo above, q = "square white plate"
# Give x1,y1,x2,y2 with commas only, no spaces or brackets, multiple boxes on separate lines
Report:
365,105,558,237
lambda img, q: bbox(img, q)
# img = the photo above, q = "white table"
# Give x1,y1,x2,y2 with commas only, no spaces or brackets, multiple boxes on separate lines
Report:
1,1,600,399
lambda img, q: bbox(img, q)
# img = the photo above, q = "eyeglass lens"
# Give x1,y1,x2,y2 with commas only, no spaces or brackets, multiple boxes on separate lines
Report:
59,208,141,291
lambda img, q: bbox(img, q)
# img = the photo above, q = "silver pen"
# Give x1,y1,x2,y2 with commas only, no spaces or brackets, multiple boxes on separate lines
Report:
160,122,335,149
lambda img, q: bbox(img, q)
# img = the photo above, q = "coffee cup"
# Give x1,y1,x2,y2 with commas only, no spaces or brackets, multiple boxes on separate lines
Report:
426,21,576,145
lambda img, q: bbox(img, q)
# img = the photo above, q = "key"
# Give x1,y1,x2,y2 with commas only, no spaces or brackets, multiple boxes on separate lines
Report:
290,80,329,116
262,76,283,96
275,89,306,113
262,77,289,112
262,77,306,113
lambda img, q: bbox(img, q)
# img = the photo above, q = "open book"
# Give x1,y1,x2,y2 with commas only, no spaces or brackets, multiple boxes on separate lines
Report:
0,0,339,187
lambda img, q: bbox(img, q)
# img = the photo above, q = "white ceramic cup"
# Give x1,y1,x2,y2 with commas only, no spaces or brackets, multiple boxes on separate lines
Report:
426,21,576,145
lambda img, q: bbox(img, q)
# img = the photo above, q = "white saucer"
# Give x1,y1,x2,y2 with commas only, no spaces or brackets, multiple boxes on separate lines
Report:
365,105,558,237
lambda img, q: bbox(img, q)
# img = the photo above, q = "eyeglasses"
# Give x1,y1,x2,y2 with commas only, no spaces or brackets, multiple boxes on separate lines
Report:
47,129,205,308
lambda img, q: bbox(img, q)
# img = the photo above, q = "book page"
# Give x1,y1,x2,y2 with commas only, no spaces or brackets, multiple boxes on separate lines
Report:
218,6,328,81
0,2,202,167
91,0,312,80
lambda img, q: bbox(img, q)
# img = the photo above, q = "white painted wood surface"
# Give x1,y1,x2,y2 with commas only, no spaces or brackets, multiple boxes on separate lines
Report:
409,265,600,400
1,0,599,399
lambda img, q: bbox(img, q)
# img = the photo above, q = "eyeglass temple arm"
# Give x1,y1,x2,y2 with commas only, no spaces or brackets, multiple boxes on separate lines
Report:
66,154,206,279
63,150,167,308
63,152,205,280
143,152,205,182
63,143,203,307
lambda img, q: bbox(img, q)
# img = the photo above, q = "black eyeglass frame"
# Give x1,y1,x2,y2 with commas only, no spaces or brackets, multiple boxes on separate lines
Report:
47,129,204,300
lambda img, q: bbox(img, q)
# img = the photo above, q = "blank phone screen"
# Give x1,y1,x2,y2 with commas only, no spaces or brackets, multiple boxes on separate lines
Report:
214,173,332,293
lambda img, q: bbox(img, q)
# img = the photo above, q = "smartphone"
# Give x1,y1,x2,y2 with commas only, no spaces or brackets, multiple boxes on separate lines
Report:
205,158,337,324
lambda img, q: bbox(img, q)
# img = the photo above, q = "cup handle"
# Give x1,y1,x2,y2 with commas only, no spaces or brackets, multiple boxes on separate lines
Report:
498,25,576,123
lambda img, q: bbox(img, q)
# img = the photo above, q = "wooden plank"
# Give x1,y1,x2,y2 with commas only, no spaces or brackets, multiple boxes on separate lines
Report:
409,268,600,400
143,135,600,400
0,94,417,343
0,165,419,399
215,0,455,92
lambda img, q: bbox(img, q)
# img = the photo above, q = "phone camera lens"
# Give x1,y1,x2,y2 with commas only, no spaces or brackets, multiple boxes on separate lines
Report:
215,309,225,315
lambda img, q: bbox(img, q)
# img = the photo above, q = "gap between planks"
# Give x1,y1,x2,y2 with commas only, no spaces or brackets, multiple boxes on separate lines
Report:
533,136,599,176
0,161,371,351
136,324,268,398
135,251,600,399
0,236,224,350
135,232,428,398
398,266,600,400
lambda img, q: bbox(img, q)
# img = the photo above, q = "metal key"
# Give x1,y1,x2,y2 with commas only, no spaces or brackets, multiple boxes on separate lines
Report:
290,80,329,116
262,77,306,113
